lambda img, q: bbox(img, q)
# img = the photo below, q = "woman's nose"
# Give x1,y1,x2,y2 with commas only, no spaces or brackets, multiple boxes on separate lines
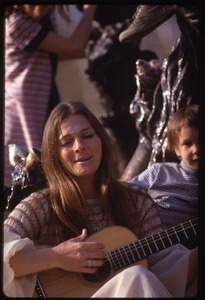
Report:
74,139,85,151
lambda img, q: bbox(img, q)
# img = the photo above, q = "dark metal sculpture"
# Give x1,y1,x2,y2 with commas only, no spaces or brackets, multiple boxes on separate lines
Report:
121,59,162,180
4,144,47,211
120,5,200,180
85,6,158,169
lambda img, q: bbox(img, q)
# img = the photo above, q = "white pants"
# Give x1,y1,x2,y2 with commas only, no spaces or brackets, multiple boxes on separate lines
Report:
92,244,197,298
92,265,172,298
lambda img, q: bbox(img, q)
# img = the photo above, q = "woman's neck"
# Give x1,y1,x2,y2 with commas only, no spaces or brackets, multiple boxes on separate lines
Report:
76,175,96,199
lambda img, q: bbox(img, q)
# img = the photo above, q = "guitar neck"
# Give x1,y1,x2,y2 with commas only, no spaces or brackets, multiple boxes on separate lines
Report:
108,218,198,271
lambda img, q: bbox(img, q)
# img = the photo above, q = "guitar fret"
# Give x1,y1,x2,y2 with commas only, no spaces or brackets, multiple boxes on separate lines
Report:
138,239,148,257
123,246,131,264
126,244,137,265
110,248,129,270
167,223,193,245
149,235,159,251
128,244,136,262
144,237,153,254
118,248,126,266
181,223,188,239
133,242,142,260
190,220,197,235
164,229,173,245
157,232,165,249
173,227,180,242
108,251,118,270
111,247,131,269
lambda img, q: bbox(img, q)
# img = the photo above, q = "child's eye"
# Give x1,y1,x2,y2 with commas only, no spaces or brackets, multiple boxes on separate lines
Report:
183,141,192,147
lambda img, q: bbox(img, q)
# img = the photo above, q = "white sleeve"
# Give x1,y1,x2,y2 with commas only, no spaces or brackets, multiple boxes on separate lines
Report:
3,231,37,298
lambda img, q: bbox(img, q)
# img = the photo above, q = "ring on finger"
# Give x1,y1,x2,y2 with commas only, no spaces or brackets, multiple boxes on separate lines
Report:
86,259,93,268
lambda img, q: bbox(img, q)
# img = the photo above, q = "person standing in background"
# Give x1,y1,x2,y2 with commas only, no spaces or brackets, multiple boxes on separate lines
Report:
54,5,108,118
4,4,97,185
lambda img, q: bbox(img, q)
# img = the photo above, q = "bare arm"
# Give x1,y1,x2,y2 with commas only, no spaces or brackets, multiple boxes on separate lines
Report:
37,5,97,59
10,229,105,278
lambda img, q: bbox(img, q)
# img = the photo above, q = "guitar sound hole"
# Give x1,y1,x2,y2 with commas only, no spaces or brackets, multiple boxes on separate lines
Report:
83,258,111,283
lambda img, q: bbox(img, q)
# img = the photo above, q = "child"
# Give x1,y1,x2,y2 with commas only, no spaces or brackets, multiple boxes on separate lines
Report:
130,104,198,248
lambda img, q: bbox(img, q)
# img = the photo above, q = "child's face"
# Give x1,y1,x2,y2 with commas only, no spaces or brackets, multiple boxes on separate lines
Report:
22,5,50,21
175,126,199,170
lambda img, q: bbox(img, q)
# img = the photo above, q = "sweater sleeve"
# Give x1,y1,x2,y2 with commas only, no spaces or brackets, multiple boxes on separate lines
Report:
4,189,50,240
3,189,50,297
3,231,36,297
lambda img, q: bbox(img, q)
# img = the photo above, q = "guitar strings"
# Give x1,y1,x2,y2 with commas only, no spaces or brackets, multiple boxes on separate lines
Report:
94,219,198,277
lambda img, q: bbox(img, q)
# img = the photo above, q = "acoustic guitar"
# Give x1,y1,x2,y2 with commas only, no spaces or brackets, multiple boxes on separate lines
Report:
33,218,198,298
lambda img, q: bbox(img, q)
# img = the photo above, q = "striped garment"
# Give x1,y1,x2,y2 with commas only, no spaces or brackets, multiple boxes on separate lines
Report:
130,161,198,230
4,8,59,185
4,188,162,246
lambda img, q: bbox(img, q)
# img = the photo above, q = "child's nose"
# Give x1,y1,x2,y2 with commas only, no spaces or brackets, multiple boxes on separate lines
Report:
192,143,199,154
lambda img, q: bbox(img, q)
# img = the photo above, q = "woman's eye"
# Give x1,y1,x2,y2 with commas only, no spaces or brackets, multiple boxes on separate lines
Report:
60,133,94,147
60,140,72,147
84,133,94,139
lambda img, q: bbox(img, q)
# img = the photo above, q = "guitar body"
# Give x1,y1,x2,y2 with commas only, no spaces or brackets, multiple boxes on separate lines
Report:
33,218,197,298
33,226,147,298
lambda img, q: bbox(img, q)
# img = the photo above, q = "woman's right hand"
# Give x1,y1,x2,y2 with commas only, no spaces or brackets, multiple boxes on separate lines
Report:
51,229,106,273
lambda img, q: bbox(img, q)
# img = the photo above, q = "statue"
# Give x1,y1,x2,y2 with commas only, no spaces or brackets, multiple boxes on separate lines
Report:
119,5,200,180
4,144,47,211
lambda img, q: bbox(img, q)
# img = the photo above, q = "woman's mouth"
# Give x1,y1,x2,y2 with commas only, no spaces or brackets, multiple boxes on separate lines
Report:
75,156,92,163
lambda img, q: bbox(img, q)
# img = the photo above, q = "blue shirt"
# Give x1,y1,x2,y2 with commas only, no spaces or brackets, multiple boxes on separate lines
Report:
130,161,198,229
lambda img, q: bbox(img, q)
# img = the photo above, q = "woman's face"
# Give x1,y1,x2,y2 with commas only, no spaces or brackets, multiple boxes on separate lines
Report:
59,114,102,179
22,5,50,21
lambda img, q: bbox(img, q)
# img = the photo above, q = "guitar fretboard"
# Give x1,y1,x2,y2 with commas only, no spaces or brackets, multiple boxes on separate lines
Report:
108,218,198,270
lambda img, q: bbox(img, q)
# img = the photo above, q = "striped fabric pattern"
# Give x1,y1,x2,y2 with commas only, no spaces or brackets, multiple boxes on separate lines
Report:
4,10,56,185
130,161,198,229
4,187,162,246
